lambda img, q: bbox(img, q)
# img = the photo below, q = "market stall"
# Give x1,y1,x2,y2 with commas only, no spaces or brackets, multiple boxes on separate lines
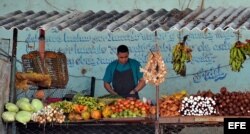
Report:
1,6,250,134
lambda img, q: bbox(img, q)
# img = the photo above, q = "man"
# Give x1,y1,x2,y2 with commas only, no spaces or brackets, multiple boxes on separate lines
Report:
103,45,145,99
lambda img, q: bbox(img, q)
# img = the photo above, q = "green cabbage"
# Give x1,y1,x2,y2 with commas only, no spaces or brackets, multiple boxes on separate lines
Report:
15,111,32,125
5,102,19,112
31,99,43,112
1,111,16,122
17,97,29,103
17,101,34,112
16,97,30,106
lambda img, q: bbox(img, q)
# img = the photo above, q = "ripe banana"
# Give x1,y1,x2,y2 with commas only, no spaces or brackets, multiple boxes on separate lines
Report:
172,39,192,76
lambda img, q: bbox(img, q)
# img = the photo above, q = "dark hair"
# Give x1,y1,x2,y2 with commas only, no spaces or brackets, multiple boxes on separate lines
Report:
117,45,129,53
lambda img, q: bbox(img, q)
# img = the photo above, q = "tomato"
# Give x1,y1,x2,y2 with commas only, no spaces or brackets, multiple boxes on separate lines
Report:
130,100,135,105
133,107,138,112
129,105,134,110
145,105,150,110
123,100,128,105
141,107,146,111
125,104,130,109
119,104,124,108
110,106,115,110
118,108,123,112
141,110,147,115
117,99,123,102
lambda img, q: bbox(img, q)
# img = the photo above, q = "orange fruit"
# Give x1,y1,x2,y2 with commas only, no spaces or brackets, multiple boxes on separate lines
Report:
91,110,101,120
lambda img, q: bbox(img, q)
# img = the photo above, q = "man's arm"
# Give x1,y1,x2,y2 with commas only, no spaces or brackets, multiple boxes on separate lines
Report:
130,78,146,94
104,82,118,95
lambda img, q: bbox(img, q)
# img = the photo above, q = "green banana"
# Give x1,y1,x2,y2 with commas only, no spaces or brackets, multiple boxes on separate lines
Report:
229,42,247,72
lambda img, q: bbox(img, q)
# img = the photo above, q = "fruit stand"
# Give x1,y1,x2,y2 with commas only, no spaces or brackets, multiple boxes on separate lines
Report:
1,29,250,134
1,15,250,134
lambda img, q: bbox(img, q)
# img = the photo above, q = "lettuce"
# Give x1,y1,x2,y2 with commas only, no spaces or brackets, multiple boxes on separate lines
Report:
15,111,32,125
31,99,43,112
2,111,16,122
5,102,19,112
17,101,34,112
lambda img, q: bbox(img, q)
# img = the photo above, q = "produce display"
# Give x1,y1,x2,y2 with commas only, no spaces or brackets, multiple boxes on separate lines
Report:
50,100,74,113
31,105,65,124
2,87,250,126
180,96,217,116
1,97,43,125
109,99,153,118
72,93,99,110
160,90,187,117
172,35,192,76
215,87,250,116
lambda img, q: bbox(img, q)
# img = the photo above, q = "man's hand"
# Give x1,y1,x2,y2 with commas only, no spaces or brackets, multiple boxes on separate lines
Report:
129,89,136,94
104,82,118,95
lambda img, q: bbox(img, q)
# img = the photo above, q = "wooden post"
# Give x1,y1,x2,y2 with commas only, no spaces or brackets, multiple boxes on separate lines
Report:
39,29,45,62
8,28,18,134
155,85,160,134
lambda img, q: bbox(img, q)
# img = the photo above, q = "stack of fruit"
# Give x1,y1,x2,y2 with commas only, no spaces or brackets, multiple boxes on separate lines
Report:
109,99,152,118
180,95,217,116
50,100,74,113
215,87,250,116
160,90,187,117
72,93,99,110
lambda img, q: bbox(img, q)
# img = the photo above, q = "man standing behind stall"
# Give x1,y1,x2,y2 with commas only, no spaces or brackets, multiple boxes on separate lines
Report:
103,45,145,99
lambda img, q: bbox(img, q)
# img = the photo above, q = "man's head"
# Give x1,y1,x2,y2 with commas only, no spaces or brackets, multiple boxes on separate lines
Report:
117,45,129,64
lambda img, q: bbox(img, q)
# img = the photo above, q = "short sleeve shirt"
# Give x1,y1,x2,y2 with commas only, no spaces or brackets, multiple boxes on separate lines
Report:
103,58,143,85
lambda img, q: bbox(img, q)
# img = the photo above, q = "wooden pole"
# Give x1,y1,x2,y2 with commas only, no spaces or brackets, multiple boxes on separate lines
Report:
8,28,18,134
155,85,160,134
39,29,45,62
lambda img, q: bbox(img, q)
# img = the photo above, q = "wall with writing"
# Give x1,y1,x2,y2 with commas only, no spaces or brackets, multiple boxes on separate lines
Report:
11,28,250,100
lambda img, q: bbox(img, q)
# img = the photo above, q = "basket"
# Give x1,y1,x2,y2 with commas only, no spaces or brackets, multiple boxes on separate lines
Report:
21,51,69,88
22,51,46,73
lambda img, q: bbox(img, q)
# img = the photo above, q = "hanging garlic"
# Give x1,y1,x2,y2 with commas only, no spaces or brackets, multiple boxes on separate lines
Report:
140,51,167,86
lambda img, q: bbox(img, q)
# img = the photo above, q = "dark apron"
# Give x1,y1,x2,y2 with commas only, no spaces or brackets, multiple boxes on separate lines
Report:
112,62,139,99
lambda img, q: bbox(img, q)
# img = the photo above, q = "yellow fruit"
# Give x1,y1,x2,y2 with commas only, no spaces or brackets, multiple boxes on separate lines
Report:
98,102,106,107
81,111,90,120
102,106,112,118
180,90,187,95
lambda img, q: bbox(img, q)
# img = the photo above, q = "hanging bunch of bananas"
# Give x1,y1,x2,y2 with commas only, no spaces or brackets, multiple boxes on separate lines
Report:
229,41,246,72
172,35,192,76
